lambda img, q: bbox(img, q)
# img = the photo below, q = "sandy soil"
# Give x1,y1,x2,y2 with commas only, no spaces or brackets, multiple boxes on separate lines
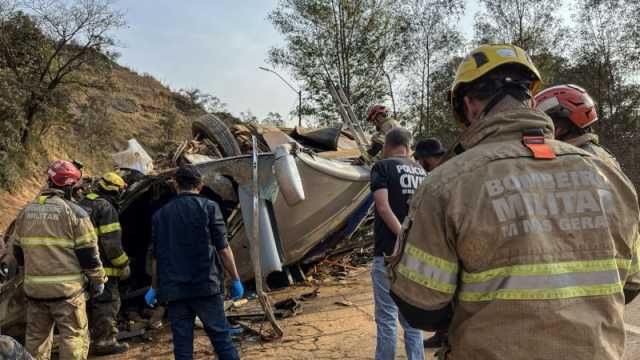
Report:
91,267,640,360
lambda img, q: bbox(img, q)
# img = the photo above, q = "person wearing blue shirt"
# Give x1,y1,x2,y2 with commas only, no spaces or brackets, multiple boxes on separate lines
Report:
145,166,243,360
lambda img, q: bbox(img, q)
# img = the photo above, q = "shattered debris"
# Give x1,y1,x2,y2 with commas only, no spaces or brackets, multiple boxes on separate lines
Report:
334,300,353,307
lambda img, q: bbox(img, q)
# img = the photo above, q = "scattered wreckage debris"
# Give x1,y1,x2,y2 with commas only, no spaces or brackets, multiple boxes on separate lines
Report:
0,112,375,344
221,244,371,343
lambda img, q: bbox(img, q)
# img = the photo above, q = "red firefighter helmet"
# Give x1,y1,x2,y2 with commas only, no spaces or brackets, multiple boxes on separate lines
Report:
534,84,597,128
47,160,81,187
366,105,390,122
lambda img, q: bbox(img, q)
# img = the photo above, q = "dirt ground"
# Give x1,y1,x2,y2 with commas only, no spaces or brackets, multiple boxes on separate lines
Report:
92,266,640,360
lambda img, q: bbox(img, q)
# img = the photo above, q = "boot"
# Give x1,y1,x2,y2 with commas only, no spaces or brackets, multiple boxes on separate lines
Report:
91,340,129,356
423,331,447,349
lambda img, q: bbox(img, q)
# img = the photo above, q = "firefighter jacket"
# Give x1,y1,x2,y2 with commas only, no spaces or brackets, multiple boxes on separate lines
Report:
568,132,622,171
366,118,401,161
79,192,128,278
12,189,106,300
389,107,640,360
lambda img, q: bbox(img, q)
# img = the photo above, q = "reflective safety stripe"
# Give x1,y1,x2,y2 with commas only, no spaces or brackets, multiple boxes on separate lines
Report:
405,243,458,273
24,273,84,284
397,265,457,294
20,237,75,248
110,252,129,267
38,195,49,205
397,243,458,294
459,258,627,302
103,267,122,277
86,193,99,200
462,259,629,283
99,222,121,234
459,283,624,302
630,256,639,276
630,241,640,276
75,231,98,245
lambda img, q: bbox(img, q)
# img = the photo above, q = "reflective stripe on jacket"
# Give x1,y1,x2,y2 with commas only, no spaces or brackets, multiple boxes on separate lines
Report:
12,189,106,299
390,107,640,360
80,192,128,277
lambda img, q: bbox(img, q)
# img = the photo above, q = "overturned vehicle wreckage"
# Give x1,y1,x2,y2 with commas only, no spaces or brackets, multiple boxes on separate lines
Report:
0,113,373,333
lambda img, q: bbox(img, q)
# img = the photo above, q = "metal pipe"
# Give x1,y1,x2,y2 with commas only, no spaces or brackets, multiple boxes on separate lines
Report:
259,66,303,127
250,136,283,337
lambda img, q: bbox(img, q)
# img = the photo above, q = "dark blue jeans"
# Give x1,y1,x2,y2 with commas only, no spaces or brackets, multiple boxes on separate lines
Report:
168,295,239,360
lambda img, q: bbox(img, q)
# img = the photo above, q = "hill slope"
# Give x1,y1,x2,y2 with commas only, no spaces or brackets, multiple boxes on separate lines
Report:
0,64,204,231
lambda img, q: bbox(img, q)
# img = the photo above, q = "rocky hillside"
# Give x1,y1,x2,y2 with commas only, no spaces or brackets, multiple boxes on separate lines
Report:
0,64,204,231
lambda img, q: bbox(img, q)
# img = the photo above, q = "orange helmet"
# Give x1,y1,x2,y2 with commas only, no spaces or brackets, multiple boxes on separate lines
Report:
47,160,81,187
534,84,597,128
366,105,390,122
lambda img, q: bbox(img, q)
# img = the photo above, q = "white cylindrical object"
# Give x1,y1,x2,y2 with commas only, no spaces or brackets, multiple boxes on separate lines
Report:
273,144,305,206
239,186,283,277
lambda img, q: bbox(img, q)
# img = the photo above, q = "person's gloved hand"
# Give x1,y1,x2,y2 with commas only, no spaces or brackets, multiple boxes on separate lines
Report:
90,282,105,298
145,287,157,308
119,265,131,281
231,279,244,300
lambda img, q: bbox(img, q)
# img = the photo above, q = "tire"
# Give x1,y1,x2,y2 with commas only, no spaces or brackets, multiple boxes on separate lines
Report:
192,114,242,157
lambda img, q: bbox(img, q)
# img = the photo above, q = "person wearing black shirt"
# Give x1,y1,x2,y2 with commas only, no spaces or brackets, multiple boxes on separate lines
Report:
413,138,450,350
370,128,426,360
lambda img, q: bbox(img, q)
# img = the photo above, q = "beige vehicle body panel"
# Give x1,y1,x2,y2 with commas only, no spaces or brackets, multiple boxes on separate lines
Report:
232,152,370,280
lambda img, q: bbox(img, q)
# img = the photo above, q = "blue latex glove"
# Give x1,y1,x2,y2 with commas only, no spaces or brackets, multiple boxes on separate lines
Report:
145,287,157,308
91,283,105,298
231,279,244,300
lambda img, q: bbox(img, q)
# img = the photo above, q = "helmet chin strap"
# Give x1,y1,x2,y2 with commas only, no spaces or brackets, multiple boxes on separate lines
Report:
479,80,532,120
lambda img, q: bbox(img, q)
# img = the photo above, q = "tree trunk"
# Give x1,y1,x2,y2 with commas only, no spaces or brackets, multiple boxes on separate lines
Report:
384,71,397,117
419,58,427,137
20,102,38,146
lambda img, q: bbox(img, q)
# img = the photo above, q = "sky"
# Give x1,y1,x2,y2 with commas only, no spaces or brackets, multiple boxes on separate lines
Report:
112,1,480,126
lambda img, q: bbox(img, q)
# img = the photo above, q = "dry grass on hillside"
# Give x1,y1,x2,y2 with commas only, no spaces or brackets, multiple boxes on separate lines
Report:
0,65,204,231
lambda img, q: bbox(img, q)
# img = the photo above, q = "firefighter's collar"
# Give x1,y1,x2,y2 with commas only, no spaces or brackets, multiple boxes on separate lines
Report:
566,133,599,148
458,107,554,150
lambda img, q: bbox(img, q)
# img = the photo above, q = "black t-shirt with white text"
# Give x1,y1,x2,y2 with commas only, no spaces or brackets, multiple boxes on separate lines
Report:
370,157,426,257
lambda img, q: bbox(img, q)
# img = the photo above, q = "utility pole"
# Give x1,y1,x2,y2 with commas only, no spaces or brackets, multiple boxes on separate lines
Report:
259,66,302,127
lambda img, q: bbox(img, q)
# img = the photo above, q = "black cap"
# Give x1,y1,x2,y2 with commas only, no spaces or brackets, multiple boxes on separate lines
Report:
175,165,202,189
414,138,446,159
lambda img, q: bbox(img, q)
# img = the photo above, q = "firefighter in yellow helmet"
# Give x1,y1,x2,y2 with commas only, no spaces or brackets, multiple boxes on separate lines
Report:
79,172,130,355
388,44,640,359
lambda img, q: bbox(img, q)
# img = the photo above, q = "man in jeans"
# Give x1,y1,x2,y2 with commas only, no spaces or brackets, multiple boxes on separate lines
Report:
370,128,426,360
145,166,244,360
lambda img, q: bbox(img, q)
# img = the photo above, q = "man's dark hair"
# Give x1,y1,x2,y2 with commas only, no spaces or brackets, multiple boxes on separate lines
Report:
414,138,446,159
175,165,203,190
385,128,412,148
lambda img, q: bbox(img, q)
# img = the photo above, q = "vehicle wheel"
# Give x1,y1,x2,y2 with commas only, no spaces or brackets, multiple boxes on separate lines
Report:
192,114,242,157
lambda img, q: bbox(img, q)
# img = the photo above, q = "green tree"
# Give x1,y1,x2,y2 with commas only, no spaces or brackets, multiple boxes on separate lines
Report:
268,0,399,126
239,109,258,125
0,0,125,147
159,112,179,140
179,88,227,113
395,0,464,137
400,57,462,145
473,0,569,82
262,112,285,127
564,0,640,186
